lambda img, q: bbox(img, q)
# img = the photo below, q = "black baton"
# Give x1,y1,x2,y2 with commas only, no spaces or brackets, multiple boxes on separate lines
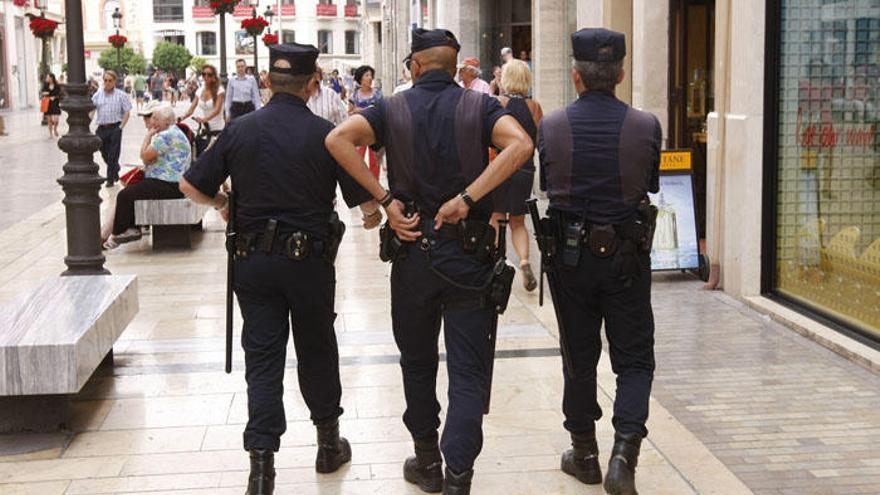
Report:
225,189,236,374
484,218,509,414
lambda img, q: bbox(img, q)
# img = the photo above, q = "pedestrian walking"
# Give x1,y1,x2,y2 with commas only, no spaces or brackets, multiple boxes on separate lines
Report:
225,59,262,120
326,28,533,495
535,28,662,495
179,64,225,147
93,70,132,187
457,58,491,95
490,59,543,292
133,72,147,110
348,65,383,179
150,70,164,102
179,43,381,495
307,67,347,126
41,73,62,139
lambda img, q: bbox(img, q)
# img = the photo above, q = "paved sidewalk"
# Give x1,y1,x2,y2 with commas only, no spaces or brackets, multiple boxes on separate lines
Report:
0,109,877,494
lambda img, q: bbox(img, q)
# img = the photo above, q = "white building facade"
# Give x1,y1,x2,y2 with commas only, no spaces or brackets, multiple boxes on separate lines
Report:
0,0,65,109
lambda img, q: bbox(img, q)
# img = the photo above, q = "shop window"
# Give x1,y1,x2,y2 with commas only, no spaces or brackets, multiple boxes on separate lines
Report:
154,0,184,22
770,0,880,337
281,30,296,44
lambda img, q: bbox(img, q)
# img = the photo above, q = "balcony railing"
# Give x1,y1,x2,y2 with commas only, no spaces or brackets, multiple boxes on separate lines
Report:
192,6,214,19
316,4,337,16
344,4,358,17
280,4,295,15
232,4,252,18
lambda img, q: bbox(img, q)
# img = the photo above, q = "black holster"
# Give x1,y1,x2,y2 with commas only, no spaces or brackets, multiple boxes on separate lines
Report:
379,222,407,262
324,212,346,264
486,259,515,314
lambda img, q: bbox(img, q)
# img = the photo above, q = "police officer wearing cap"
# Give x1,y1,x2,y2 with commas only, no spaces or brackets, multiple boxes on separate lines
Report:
537,28,661,495
326,28,533,495
179,43,381,495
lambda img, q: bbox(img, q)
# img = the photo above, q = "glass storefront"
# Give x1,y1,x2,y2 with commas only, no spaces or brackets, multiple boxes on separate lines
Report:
772,0,880,338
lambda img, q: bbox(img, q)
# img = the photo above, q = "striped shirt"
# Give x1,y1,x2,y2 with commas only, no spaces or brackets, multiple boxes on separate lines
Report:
225,74,261,113
91,88,132,125
307,87,347,126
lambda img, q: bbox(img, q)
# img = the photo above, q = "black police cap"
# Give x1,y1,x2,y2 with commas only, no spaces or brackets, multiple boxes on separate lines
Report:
269,42,319,75
572,28,626,62
411,28,461,55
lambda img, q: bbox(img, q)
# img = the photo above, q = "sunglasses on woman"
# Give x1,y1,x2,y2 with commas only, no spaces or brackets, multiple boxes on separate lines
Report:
202,72,215,78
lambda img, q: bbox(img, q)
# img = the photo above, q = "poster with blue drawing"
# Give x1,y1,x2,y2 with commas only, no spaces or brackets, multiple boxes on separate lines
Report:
648,174,700,270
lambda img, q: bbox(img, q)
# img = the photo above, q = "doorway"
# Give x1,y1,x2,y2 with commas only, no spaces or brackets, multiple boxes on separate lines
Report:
0,15,8,109
669,0,715,244
481,0,531,78
14,16,30,109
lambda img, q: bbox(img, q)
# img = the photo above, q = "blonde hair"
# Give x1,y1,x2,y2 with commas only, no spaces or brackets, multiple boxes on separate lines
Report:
501,59,531,96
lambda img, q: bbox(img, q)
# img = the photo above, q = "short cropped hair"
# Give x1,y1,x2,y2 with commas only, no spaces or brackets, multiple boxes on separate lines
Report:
269,72,314,95
354,65,375,85
501,59,531,96
572,47,623,92
152,106,176,127
104,70,118,82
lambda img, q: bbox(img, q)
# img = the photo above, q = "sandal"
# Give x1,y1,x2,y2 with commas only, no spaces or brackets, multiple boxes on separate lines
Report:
521,262,538,292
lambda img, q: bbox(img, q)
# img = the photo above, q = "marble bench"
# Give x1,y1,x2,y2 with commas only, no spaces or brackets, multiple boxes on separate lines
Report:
135,198,210,249
0,275,138,431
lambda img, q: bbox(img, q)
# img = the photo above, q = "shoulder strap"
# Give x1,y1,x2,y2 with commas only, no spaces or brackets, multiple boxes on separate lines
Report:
383,93,418,198
455,89,486,181
540,108,574,208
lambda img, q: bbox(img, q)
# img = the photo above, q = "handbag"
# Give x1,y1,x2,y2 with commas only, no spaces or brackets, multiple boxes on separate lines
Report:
40,96,50,113
120,167,145,187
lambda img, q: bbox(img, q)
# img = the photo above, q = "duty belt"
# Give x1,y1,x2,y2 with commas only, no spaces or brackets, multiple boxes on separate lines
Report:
234,231,326,260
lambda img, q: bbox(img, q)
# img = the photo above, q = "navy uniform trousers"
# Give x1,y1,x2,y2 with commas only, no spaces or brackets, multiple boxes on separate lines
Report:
553,249,655,439
234,250,343,452
390,233,495,474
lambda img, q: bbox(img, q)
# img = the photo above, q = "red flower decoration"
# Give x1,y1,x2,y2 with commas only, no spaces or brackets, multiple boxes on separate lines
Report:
210,0,240,15
108,34,128,49
262,33,279,46
241,16,269,37
13,0,29,7
29,16,58,39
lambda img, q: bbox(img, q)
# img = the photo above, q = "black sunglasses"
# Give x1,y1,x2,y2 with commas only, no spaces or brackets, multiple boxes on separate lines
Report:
202,72,215,77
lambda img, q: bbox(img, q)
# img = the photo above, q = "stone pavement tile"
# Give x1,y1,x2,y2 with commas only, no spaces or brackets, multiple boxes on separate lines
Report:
63,427,207,458
100,394,234,430
0,481,70,495
0,456,126,483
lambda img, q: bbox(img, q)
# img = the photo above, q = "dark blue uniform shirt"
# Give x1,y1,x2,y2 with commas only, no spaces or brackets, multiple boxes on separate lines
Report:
184,93,371,236
360,69,508,219
539,91,661,225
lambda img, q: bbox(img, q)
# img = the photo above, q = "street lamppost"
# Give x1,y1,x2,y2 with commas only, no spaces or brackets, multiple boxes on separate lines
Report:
264,5,275,43
57,0,108,275
249,0,259,74
112,7,123,77
35,0,49,126
219,5,229,84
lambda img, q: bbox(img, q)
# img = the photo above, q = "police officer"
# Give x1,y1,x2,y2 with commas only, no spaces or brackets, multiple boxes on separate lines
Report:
537,29,661,495
325,29,533,495
179,43,381,495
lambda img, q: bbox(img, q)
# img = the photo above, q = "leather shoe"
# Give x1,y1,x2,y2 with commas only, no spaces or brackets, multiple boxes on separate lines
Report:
403,437,443,493
442,467,473,495
315,419,352,473
561,432,602,484
603,433,641,495
245,449,275,495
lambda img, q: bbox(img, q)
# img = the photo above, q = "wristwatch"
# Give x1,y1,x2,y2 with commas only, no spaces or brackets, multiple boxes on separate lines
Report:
459,190,477,208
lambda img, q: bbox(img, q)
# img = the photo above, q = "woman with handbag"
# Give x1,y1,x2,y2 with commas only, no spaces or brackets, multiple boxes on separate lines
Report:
41,73,62,138
103,104,192,250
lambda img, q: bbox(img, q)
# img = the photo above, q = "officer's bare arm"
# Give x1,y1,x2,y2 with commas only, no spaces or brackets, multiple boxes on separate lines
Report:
179,177,228,211
434,115,534,227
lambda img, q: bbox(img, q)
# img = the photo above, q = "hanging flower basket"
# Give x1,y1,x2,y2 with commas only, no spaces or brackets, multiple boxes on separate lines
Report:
29,17,58,39
210,0,239,16
262,33,279,46
13,0,29,8
241,16,269,37
108,34,127,49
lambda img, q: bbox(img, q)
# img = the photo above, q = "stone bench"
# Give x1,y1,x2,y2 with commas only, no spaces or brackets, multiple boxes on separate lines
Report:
135,198,210,249
0,275,138,431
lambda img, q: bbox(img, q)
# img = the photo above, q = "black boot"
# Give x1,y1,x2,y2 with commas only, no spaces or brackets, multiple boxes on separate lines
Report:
315,420,352,473
560,431,602,484
442,467,473,495
603,433,641,495
404,437,444,493
245,449,275,495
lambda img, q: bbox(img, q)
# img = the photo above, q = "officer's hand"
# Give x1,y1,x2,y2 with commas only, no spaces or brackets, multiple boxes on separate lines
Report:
359,201,382,230
434,195,469,229
386,199,421,241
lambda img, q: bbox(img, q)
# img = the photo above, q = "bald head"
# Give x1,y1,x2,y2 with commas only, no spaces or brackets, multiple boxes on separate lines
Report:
268,58,316,98
411,46,458,80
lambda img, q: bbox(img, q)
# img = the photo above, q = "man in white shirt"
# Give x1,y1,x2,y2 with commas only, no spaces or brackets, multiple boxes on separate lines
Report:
307,68,347,125
457,57,491,95
225,59,262,120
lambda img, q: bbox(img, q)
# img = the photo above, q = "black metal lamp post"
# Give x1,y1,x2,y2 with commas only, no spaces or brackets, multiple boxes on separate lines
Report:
264,5,275,46
57,0,108,276
250,0,259,74
112,7,123,76
219,6,228,84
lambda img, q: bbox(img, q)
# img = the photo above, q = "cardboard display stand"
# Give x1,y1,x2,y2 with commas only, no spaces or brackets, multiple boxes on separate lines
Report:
649,150,701,271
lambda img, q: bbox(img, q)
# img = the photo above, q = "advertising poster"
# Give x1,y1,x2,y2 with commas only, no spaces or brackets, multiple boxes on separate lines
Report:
649,174,700,271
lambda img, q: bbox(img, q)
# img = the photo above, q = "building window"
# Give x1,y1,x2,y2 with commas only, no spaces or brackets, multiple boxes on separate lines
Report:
769,0,880,338
235,30,254,55
154,0,183,22
345,30,358,54
103,0,120,31
318,30,333,54
196,32,217,56
281,30,296,44
318,0,334,4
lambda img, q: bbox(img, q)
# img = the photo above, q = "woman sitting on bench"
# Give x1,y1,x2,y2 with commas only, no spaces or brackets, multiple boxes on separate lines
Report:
103,105,192,250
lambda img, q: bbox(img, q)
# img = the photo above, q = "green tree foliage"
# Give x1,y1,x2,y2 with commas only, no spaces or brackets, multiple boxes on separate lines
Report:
152,42,193,77
189,56,207,74
97,47,146,75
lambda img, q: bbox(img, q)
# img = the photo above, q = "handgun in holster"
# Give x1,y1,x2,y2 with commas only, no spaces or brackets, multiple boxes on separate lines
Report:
379,201,418,263
323,212,346,264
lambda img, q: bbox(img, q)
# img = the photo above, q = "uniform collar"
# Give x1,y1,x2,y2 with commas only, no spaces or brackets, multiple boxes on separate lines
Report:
269,92,307,107
414,69,455,88
578,89,617,100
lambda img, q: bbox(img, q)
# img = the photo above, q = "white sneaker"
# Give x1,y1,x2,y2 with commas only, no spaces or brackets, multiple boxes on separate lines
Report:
102,238,119,250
